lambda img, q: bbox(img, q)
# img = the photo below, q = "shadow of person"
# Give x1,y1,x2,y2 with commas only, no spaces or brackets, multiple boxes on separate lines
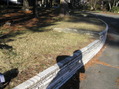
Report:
60,66,85,89
1,68,19,89
46,50,85,89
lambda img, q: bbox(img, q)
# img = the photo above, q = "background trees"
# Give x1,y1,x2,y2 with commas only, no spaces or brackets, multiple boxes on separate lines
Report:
0,0,119,18
89,0,119,11
60,0,69,16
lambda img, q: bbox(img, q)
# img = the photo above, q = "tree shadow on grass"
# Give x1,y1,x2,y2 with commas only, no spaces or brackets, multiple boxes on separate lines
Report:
0,35,14,50
25,9,57,32
69,11,104,26
46,50,85,89
0,30,25,39
0,14,33,26
0,7,21,13
0,7,55,26
0,9,105,40
0,31,23,47
0,7,57,36
0,44,13,50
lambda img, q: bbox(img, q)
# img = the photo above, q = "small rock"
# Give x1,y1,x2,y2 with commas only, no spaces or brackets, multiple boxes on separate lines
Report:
4,22,11,26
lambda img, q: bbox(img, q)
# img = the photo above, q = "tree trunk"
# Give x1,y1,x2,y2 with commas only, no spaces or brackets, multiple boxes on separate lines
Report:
45,0,49,8
93,0,97,10
60,0,69,16
116,1,119,7
113,0,116,7
90,0,94,10
49,0,53,7
109,2,112,10
22,0,30,11
33,0,39,17
101,1,104,10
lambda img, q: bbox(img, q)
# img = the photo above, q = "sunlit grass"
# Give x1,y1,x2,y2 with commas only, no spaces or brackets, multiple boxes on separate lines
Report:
0,30,91,72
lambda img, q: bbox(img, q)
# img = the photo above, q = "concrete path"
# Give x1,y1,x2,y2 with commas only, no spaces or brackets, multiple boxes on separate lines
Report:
80,13,119,89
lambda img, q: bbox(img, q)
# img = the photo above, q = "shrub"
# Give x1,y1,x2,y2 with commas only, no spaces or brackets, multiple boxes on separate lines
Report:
111,6,119,13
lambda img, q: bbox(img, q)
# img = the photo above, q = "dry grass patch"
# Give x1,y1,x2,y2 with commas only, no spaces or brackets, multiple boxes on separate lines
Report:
48,14,105,32
0,30,91,73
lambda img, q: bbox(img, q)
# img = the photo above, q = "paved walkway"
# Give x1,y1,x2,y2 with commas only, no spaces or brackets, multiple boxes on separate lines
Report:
80,13,119,89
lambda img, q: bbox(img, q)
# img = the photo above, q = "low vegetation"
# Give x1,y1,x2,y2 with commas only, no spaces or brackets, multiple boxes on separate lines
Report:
0,30,91,72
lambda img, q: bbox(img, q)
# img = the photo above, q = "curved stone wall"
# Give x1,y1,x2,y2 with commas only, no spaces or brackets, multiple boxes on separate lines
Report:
14,20,108,89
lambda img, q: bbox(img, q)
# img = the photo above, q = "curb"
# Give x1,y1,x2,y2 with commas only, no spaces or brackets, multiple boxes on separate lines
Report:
13,20,108,89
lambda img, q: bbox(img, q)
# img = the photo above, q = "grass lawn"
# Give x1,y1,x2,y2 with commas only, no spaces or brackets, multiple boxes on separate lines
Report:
49,14,105,32
0,30,91,72
0,11,105,88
